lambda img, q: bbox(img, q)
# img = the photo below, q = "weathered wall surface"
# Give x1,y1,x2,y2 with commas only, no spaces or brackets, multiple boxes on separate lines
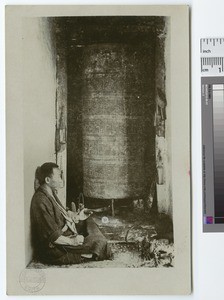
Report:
54,26,67,207
23,18,56,265
154,18,172,216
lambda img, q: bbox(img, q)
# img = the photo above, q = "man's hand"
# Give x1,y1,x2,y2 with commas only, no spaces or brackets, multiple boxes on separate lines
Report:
69,234,84,246
79,208,93,221
67,210,80,223
54,234,84,246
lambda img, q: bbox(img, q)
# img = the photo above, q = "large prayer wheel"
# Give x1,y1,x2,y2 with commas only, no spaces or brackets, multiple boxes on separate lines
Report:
80,43,155,199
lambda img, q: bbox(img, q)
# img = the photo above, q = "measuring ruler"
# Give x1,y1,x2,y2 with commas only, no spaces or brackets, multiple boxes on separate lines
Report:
201,38,224,76
201,38,224,232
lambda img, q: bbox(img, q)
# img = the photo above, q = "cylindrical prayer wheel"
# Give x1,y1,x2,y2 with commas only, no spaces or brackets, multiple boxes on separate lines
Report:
81,43,155,199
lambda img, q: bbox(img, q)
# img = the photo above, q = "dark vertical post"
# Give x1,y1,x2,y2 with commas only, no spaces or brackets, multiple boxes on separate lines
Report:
111,199,115,217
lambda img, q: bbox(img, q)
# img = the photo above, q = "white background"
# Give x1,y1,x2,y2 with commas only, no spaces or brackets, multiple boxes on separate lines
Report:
1,0,224,299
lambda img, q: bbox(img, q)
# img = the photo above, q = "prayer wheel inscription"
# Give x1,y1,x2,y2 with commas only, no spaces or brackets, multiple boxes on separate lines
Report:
82,44,155,199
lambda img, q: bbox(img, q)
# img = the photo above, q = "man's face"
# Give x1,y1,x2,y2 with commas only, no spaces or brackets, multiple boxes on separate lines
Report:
46,167,63,190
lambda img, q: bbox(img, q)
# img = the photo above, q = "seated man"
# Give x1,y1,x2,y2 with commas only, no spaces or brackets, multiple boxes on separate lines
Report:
30,162,112,265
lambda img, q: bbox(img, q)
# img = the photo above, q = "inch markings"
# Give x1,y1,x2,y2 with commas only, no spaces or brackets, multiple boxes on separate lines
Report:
200,38,224,55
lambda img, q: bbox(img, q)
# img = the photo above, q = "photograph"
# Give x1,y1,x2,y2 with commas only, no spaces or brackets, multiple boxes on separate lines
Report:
27,15,173,269
6,5,190,295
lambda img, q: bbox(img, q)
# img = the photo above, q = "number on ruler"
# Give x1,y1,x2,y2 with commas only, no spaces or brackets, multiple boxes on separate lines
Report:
201,57,224,73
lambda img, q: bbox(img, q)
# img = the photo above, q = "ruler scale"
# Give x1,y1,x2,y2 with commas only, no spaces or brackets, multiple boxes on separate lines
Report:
201,38,224,231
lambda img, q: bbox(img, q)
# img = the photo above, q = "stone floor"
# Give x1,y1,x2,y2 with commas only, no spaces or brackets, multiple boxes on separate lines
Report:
28,205,174,268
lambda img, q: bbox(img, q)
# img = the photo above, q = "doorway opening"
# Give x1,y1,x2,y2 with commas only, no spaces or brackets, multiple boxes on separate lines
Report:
52,17,173,267
62,17,163,209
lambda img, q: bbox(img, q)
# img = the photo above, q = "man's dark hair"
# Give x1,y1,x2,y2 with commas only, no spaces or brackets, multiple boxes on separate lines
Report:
35,162,59,185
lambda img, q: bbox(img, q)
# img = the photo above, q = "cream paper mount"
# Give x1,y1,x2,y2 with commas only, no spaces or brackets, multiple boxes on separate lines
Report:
6,5,191,295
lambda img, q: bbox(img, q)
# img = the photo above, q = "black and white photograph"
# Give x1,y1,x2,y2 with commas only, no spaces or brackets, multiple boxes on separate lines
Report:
6,5,190,295
28,15,173,269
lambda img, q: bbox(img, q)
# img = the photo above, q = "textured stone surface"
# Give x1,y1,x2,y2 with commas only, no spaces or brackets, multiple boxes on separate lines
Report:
80,43,155,199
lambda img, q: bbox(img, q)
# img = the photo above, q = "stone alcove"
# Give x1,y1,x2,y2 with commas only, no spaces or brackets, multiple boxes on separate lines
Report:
53,17,171,215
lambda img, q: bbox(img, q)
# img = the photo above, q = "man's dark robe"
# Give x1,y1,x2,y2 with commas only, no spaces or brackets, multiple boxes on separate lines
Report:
30,186,111,265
